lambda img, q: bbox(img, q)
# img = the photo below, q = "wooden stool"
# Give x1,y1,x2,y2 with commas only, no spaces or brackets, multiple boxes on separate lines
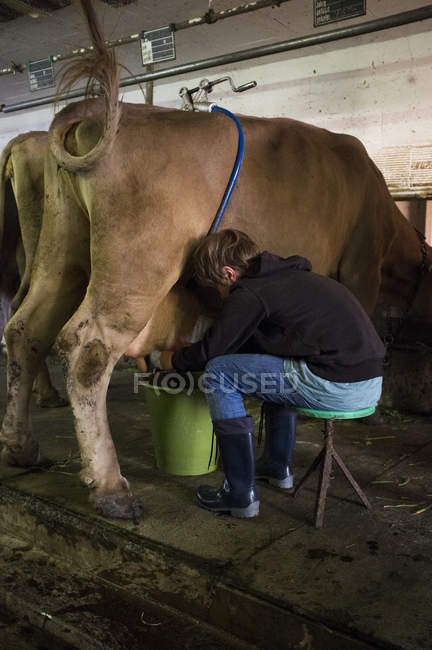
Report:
292,406,374,528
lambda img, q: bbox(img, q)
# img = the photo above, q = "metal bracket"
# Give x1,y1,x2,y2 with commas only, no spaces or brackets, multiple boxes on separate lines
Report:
10,61,24,75
179,75,257,111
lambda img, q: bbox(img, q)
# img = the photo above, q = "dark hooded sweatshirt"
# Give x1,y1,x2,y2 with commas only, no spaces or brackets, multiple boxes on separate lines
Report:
172,252,385,382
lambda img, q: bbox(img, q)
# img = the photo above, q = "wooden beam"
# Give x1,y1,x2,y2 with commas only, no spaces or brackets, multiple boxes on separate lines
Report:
425,201,432,246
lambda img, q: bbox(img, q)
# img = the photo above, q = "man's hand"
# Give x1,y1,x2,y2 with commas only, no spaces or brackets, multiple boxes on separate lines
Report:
174,338,193,350
159,350,174,370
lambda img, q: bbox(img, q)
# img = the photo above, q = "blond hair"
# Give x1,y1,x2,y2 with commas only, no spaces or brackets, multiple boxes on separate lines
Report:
192,229,259,289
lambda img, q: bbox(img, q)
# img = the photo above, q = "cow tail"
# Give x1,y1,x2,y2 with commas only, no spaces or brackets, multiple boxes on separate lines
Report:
48,0,121,173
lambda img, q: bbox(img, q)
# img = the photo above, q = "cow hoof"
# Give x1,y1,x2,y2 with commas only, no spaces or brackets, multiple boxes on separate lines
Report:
92,493,143,520
1,441,49,468
36,394,69,408
31,455,54,469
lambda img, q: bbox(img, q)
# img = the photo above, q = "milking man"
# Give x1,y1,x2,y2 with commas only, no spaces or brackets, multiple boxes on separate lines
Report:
160,229,384,519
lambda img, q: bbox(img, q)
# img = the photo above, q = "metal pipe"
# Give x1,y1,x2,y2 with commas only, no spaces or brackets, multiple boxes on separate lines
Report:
2,5,432,114
120,5,432,87
0,0,295,76
1,86,91,112
174,0,292,31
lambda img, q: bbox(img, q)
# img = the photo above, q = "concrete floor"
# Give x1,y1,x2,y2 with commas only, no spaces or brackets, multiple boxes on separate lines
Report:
0,356,432,649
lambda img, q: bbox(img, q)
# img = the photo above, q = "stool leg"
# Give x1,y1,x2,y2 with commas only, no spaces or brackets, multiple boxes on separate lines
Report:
315,420,334,528
293,447,325,497
332,449,371,509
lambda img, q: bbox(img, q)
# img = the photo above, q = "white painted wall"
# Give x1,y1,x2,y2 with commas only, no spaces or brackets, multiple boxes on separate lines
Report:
1,0,431,163
0,104,59,147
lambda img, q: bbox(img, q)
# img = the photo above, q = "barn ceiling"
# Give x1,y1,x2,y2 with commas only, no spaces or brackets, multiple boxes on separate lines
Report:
0,0,137,22
0,0,69,22
0,0,430,109
0,0,301,106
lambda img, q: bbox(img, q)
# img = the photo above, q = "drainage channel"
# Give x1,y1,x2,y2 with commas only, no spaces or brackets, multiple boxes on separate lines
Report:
0,481,388,650
0,533,255,649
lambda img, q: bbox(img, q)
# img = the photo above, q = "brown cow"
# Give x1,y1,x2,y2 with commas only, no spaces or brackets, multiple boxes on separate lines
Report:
0,133,67,408
1,0,431,519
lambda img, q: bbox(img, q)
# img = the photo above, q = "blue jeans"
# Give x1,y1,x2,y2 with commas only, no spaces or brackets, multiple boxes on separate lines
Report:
202,354,310,421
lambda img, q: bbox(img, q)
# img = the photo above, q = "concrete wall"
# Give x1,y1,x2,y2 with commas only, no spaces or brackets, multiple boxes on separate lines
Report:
149,1,432,160
1,0,431,160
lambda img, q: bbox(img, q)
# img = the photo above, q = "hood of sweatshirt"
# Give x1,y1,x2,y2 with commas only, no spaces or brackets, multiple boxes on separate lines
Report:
244,251,312,279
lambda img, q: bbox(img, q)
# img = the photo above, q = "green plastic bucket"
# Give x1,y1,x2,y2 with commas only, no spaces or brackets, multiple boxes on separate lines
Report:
143,378,217,476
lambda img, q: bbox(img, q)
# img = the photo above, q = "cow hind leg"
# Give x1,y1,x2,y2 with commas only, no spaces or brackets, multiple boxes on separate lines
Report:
1,281,85,467
32,361,68,408
11,245,67,409
56,292,170,520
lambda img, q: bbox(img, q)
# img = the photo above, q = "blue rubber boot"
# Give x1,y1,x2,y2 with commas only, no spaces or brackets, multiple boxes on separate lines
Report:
196,416,260,518
255,403,297,489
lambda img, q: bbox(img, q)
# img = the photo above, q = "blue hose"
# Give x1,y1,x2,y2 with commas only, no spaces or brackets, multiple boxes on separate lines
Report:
208,104,245,233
